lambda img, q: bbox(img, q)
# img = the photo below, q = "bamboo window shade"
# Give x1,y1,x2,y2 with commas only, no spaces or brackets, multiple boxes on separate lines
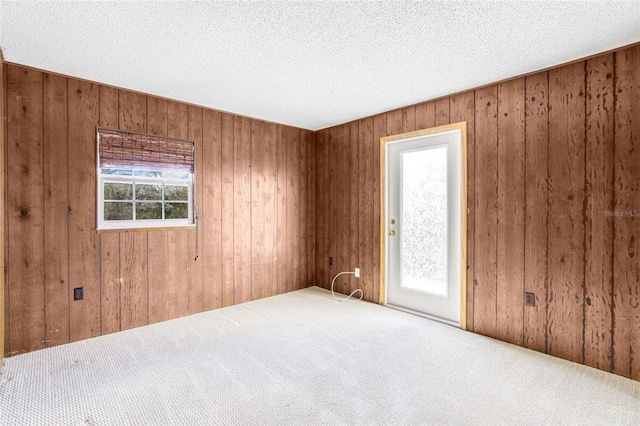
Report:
98,127,195,172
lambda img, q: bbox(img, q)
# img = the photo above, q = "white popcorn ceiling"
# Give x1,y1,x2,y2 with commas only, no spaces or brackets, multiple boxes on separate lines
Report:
2,1,640,131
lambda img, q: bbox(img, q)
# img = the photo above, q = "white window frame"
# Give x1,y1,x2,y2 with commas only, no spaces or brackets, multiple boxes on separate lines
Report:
97,169,194,230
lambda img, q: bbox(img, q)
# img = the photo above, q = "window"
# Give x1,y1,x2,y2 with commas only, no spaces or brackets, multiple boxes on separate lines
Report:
97,128,195,230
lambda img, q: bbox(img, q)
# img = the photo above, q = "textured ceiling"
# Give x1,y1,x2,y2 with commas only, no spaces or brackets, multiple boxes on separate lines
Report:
1,1,640,131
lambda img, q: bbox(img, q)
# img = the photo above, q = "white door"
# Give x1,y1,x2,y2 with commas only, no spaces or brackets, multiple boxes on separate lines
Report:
384,128,464,326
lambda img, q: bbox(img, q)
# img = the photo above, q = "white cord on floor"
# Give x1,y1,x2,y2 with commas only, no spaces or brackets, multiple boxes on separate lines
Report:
331,271,364,302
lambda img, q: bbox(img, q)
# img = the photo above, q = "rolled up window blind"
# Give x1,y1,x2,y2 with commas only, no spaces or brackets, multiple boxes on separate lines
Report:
98,127,195,172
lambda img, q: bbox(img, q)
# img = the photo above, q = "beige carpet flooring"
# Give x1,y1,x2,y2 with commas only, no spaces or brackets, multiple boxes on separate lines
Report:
1,286,638,425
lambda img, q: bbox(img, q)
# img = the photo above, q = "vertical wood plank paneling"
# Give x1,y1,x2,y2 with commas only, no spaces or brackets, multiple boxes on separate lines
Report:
67,79,100,342
372,114,387,303
307,131,316,287
233,116,251,304
584,54,614,371
358,119,374,301
473,85,499,338
402,106,416,132
118,90,148,330
314,130,328,289
275,125,288,293
146,97,169,325
435,98,450,126
7,65,45,354
287,127,301,291
332,125,349,294
496,79,526,345
0,57,5,359
201,109,221,311
524,72,550,352
415,101,436,130
299,130,309,288
613,46,640,380
547,62,586,364
43,72,69,347
220,113,234,307
98,85,120,335
251,120,266,300
189,106,206,312
348,121,360,294
450,91,476,331
263,122,277,296
166,101,190,319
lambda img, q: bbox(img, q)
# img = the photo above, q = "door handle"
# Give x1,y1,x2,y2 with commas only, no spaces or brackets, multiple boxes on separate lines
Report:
388,230,396,236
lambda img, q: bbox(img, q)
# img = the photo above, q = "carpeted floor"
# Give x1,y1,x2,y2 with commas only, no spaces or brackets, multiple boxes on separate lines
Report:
1,286,638,425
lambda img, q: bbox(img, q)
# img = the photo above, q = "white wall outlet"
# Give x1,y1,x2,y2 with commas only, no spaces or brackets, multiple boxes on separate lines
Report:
355,268,360,278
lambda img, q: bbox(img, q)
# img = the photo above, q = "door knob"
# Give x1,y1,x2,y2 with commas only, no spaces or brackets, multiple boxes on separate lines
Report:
388,230,396,236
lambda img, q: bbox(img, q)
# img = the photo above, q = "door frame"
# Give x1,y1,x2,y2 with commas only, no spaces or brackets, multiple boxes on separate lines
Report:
379,122,468,330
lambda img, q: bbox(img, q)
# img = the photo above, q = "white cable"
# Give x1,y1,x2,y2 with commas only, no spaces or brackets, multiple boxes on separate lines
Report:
331,271,364,302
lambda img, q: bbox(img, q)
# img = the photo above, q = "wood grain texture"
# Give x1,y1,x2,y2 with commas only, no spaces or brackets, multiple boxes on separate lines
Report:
0,55,5,360
613,45,640,380
307,131,316,287
473,85,499,338
348,121,360,294
435,98,450,126
584,53,614,371
220,113,235,307
166,101,190,320
7,64,45,354
402,106,416,133
524,72,550,353
332,125,349,294
146,97,169,324
99,85,121,335
547,62,586,364
276,125,288,294
118,90,148,331
68,79,100,342
299,130,309,288
358,119,374,301
264,122,277,296
450,91,476,331
201,108,221,311
287,127,301,291
233,116,251,304
189,106,206,312
43,72,69,347
496,78,526,346
415,101,435,130
251,120,266,300
372,114,386,303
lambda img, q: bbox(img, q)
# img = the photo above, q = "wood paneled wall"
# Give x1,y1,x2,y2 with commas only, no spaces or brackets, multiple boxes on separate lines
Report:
0,53,6,363
315,44,640,380
4,63,315,356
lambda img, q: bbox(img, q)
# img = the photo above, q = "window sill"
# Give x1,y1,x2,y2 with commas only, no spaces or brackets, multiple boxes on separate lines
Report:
97,224,196,233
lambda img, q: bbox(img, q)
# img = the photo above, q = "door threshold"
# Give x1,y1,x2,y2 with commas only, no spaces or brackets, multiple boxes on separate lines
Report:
385,304,460,328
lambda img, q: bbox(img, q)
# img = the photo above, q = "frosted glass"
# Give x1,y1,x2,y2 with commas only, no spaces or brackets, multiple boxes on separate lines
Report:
401,145,448,296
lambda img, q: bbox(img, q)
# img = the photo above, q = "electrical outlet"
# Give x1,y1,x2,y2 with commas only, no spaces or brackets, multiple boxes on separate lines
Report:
524,292,535,307
355,268,360,278
74,287,84,301
329,256,333,266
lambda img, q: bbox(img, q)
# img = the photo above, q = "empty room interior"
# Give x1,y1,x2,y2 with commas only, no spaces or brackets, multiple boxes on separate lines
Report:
1,1,640,425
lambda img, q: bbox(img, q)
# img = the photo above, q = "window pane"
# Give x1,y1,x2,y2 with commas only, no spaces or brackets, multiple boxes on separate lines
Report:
136,184,162,201
134,170,162,177
162,171,189,179
165,185,188,201
101,168,133,176
165,202,188,219
104,183,133,200
104,202,133,220
136,202,163,220
401,145,448,296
